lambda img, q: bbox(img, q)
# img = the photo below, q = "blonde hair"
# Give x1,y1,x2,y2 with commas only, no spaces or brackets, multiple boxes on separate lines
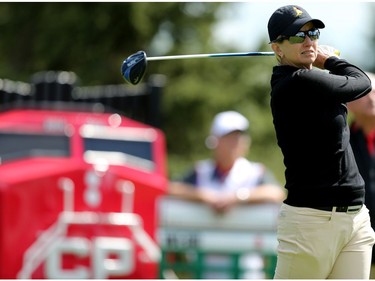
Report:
275,52,282,64
271,42,282,65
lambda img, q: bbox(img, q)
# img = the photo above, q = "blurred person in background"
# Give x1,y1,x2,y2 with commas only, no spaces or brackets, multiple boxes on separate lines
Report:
168,110,285,214
348,72,375,268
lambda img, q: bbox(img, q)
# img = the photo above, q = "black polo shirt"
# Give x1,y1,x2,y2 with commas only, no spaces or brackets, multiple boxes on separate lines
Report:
270,57,371,207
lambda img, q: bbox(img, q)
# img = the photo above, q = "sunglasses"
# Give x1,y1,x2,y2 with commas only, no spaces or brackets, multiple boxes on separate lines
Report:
273,29,320,44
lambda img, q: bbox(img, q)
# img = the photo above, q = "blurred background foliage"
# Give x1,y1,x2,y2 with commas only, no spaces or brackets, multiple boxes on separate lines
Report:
0,2,374,184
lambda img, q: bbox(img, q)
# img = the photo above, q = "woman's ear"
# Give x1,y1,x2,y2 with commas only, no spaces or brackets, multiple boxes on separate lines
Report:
271,43,283,58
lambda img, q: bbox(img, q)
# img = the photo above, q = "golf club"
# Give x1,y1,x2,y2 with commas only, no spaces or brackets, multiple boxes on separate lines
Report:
121,50,274,85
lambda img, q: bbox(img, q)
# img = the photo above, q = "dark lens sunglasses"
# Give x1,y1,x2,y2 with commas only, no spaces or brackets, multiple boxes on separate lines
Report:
274,29,320,44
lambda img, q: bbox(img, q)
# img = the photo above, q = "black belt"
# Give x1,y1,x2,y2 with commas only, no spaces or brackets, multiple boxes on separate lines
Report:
314,205,363,213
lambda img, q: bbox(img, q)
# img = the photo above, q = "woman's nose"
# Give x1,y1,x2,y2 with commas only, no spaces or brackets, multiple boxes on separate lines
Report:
303,35,314,45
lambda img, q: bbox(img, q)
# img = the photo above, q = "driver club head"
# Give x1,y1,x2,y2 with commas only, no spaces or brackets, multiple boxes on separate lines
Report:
121,51,147,85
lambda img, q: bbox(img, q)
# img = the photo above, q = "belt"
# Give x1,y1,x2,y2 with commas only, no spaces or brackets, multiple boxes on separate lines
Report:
314,205,363,213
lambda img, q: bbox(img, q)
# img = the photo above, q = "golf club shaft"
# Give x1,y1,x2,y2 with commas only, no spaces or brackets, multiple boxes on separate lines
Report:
146,51,274,61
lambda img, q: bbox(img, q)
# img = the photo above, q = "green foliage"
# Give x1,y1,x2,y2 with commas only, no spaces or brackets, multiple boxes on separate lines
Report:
0,2,285,184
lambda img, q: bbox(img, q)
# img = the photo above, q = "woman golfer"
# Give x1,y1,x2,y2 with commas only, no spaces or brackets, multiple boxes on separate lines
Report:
268,5,375,279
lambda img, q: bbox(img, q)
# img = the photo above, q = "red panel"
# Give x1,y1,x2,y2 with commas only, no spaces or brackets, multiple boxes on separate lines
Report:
0,109,167,279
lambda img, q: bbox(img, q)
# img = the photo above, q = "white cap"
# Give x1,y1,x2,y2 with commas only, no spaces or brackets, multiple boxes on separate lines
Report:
210,111,249,137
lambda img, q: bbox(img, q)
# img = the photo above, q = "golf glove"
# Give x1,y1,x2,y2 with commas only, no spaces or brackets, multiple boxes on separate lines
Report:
319,45,340,58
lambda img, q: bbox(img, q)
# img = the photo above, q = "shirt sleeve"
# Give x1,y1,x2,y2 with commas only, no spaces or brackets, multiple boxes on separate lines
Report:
181,169,198,187
294,57,372,103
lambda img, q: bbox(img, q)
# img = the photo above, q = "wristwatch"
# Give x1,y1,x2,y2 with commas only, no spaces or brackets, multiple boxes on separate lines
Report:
236,187,251,202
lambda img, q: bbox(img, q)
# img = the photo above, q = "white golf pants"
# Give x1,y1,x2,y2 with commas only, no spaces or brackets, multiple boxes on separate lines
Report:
274,203,375,279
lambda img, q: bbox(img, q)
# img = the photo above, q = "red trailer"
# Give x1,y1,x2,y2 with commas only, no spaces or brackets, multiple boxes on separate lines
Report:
0,108,167,279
